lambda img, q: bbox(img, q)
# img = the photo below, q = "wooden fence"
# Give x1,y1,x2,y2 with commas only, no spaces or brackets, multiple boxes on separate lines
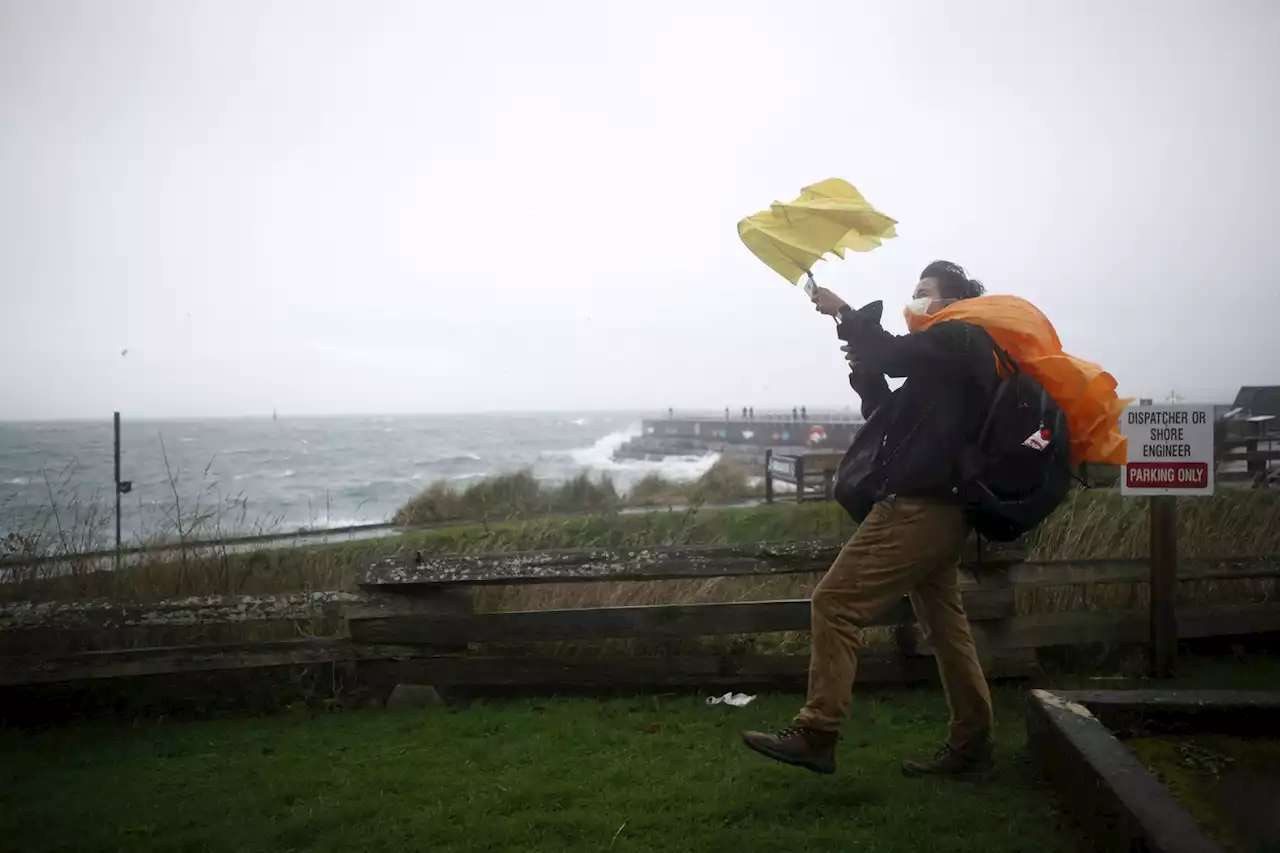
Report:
763,426,1280,504
3,540,1279,705
1217,427,1280,484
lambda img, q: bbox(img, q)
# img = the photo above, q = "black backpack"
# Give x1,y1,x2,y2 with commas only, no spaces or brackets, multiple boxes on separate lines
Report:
959,346,1074,542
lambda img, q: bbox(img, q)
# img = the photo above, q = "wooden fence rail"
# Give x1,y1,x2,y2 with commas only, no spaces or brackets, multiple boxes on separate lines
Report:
3,540,1279,702
763,449,846,503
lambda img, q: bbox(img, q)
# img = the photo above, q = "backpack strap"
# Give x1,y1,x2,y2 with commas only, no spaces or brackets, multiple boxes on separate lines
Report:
992,342,1019,379
975,341,1020,448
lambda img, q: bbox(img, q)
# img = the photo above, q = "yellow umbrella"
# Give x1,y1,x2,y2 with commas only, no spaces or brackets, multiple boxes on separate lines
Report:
737,178,898,286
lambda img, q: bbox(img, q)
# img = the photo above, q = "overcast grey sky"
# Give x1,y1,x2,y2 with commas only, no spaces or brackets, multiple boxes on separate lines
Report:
2,0,1277,420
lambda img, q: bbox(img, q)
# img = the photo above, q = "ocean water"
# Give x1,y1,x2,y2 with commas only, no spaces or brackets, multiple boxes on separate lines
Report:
0,414,719,544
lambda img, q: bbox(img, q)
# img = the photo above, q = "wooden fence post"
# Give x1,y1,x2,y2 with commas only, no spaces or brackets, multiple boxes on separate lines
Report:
794,455,806,504
1246,418,1265,480
764,449,774,504
1149,496,1178,677
114,411,122,572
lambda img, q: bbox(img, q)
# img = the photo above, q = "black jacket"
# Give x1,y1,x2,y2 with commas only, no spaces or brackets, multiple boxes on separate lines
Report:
832,301,1000,521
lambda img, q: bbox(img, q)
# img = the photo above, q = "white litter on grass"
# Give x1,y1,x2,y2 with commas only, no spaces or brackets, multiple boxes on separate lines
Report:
706,692,756,707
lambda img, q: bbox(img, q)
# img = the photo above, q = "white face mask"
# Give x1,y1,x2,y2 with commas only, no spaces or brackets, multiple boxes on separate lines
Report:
905,296,934,316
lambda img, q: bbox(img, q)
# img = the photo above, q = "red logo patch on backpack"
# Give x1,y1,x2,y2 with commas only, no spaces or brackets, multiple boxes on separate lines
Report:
1022,428,1052,451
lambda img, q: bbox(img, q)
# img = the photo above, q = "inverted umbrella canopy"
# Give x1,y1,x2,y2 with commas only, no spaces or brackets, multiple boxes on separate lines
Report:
737,178,898,284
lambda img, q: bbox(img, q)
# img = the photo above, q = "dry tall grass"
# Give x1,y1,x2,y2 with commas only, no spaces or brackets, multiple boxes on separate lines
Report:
476,488,1280,620
5,489,1277,619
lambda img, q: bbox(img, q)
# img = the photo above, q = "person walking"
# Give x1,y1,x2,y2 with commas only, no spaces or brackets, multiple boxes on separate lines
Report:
742,261,1000,780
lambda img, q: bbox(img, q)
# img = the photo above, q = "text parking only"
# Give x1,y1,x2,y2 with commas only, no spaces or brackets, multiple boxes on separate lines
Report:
1120,405,1216,497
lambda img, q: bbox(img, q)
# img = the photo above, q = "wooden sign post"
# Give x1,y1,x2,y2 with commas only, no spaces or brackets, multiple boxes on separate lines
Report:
1120,403,1215,677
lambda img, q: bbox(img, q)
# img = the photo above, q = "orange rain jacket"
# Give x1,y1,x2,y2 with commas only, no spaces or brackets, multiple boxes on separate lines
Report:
909,295,1128,465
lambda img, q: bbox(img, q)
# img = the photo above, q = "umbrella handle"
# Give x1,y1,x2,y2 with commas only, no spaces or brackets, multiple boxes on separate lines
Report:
804,272,840,324
803,272,818,298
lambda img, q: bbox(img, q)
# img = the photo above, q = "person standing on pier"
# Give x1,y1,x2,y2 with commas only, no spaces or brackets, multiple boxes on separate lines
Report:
742,261,999,780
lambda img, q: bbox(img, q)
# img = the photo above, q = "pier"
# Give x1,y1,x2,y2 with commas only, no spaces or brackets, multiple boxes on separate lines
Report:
614,411,864,465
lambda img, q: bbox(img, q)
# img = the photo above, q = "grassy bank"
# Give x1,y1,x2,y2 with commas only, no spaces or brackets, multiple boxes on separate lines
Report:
391,458,759,526
4,490,1279,644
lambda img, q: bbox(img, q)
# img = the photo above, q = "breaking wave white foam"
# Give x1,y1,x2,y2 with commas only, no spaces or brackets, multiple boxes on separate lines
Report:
544,424,719,491
234,469,296,481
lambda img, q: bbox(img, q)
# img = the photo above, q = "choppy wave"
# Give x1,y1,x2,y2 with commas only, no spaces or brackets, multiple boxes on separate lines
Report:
233,469,297,481
0,413,691,537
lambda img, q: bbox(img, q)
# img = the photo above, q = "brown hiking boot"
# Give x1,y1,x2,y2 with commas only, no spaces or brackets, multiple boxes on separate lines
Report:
901,740,996,780
741,725,838,774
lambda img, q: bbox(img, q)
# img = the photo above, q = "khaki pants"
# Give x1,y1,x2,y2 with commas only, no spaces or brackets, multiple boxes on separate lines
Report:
793,496,994,750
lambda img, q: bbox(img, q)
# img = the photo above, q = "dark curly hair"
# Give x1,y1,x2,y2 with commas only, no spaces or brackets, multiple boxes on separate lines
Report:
920,260,985,301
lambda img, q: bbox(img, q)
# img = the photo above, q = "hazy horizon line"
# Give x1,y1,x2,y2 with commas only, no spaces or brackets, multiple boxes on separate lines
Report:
0,405,869,425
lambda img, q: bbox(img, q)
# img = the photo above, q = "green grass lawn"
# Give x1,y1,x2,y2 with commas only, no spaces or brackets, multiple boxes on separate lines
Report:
1,685,1077,853
4,656,1279,853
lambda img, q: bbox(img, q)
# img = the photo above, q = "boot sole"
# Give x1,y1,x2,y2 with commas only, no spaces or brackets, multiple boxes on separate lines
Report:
741,734,836,775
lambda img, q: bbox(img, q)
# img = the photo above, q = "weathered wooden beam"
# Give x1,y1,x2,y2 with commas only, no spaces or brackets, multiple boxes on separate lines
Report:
3,555,1273,657
0,591,365,657
360,537,1026,588
0,637,439,686
0,637,354,686
1049,689,1280,739
1005,556,1280,588
345,589,475,653
0,591,364,631
34,553,1265,632
1,640,1039,691
992,602,1280,651
346,588,1014,646
7,556,1269,637
357,647,1040,690
361,541,843,588
1025,689,1224,853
